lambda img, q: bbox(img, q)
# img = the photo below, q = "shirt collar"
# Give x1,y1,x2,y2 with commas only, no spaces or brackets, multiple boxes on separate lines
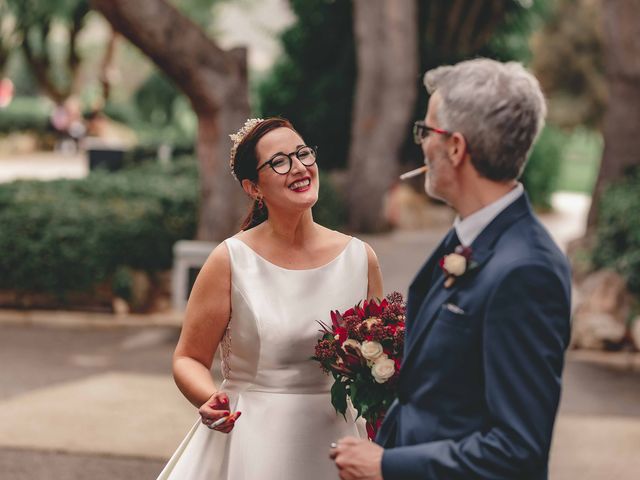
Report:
453,183,524,246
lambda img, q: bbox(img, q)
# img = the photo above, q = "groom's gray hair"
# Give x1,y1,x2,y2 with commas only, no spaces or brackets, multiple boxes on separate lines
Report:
424,58,547,181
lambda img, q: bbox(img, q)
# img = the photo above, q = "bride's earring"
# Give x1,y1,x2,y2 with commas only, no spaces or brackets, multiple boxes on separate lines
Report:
256,195,264,209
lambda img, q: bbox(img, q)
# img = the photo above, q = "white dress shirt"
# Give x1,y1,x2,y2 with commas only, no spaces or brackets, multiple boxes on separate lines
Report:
453,183,524,246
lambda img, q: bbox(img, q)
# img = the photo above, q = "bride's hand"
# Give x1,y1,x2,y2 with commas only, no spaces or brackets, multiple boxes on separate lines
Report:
199,391,242,434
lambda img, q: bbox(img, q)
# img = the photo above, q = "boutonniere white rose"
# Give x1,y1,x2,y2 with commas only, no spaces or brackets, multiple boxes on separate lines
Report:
439,245,477,288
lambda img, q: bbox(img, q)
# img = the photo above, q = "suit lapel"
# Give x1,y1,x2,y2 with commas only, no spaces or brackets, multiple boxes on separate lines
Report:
401,193,533,370
403,246,494,364
405,228,457,329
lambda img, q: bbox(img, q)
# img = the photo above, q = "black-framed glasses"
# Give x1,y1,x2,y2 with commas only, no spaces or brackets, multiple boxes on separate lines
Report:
257,145,318,175
413,120,452,145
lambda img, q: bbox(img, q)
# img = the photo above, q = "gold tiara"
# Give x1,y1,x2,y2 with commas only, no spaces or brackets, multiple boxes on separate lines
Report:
229,118,265,180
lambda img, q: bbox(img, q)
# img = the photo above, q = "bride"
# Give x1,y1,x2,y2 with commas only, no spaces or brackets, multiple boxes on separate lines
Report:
157,117,383,479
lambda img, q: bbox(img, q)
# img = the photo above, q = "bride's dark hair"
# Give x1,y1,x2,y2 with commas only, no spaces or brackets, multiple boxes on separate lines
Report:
232,117,298,230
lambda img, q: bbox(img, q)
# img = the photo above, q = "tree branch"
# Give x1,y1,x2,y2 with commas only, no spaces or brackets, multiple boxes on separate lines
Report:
21,22,65,103
67,2,90,95
90,0,240,114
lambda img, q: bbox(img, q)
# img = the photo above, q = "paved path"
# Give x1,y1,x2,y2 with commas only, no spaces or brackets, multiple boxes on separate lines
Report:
0,152,86,183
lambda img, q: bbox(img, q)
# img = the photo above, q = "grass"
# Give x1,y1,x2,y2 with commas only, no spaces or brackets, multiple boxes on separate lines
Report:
555,127,602,193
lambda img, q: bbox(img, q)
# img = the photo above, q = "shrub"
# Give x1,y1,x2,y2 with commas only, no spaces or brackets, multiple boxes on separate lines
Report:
0,96,52,134
591,169,640,295
0,158,198,302
521,126,565,209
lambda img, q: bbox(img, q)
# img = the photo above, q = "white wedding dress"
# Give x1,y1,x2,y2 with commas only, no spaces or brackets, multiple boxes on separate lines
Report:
157,236,367,480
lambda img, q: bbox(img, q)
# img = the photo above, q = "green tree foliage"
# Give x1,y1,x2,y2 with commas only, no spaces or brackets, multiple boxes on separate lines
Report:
134,70,182,127
0,2,16,74
258,0,356,170
530,0,605,129
259,0,550,171
520,126,564,210
3,0,90,103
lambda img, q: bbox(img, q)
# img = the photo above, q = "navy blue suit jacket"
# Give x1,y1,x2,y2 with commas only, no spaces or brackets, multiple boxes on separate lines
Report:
376,193,571,480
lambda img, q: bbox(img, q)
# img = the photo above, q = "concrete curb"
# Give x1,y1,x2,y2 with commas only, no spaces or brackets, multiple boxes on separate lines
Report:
0,309,183,329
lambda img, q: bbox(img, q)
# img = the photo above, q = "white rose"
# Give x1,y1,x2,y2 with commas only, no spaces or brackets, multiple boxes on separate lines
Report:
371,356,395,384
361,341,384,361
342,338,361,352
443,253,467,276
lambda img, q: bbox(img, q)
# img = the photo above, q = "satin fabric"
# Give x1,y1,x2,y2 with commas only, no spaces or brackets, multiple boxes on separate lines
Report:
157,236,368,480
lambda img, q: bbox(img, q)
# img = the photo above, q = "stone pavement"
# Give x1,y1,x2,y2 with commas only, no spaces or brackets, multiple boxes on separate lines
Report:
1,187,639,479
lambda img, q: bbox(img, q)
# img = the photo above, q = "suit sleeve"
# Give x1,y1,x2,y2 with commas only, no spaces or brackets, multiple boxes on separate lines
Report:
381,263,571,479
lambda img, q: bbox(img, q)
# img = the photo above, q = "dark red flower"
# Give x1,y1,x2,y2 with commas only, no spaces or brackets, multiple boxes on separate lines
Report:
334,326,348,344
385,291,403,304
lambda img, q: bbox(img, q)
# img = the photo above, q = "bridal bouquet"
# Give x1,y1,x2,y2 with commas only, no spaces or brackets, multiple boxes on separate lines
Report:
312,292,406,439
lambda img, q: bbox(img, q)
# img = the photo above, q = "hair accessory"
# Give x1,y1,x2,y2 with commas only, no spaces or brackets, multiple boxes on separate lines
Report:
229,118,265,179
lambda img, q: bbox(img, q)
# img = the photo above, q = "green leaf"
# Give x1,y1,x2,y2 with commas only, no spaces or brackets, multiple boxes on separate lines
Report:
331,380,348,419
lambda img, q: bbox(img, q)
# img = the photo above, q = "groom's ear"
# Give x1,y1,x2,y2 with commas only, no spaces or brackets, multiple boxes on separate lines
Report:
447,132,468,169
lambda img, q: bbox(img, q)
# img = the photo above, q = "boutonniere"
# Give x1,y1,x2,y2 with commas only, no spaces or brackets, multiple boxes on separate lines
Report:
439,246,477,288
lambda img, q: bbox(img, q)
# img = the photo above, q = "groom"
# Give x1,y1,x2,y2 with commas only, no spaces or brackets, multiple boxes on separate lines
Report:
330,58,571,479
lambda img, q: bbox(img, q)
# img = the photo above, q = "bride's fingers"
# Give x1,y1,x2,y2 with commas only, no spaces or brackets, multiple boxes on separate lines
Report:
214,410,244,432
215,418,235,433
208,391,229,409
217,424,234,434
200,409,229,425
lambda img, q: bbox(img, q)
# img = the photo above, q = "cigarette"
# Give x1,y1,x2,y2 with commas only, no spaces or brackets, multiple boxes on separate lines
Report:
399,165,428,180
211,415,230,428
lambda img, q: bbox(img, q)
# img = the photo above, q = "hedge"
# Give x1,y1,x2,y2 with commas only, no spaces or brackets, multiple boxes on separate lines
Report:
521,126,565,210
0,96,52,134
591,168,640,295
0,158,346,303
0,159,198,301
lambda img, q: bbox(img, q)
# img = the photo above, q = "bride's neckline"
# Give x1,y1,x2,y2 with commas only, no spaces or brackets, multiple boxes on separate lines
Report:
230,237,354,272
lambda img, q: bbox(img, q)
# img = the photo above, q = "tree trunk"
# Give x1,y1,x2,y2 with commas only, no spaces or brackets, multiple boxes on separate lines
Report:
347,0,418,232
587,0,640,229
90,0,250,241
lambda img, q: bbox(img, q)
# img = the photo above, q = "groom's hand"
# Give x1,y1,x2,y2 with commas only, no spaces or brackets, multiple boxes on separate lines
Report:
329,436,384,480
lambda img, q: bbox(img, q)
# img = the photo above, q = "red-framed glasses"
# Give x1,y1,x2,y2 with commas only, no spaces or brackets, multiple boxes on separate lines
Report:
413,121,452,145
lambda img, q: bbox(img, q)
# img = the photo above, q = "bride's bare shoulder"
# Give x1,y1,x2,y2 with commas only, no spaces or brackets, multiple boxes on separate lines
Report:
316,225,352,246
232,224,266,248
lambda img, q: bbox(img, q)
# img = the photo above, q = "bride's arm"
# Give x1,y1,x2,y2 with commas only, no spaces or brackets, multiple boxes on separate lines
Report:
173,242,231,408
364,242,383,300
